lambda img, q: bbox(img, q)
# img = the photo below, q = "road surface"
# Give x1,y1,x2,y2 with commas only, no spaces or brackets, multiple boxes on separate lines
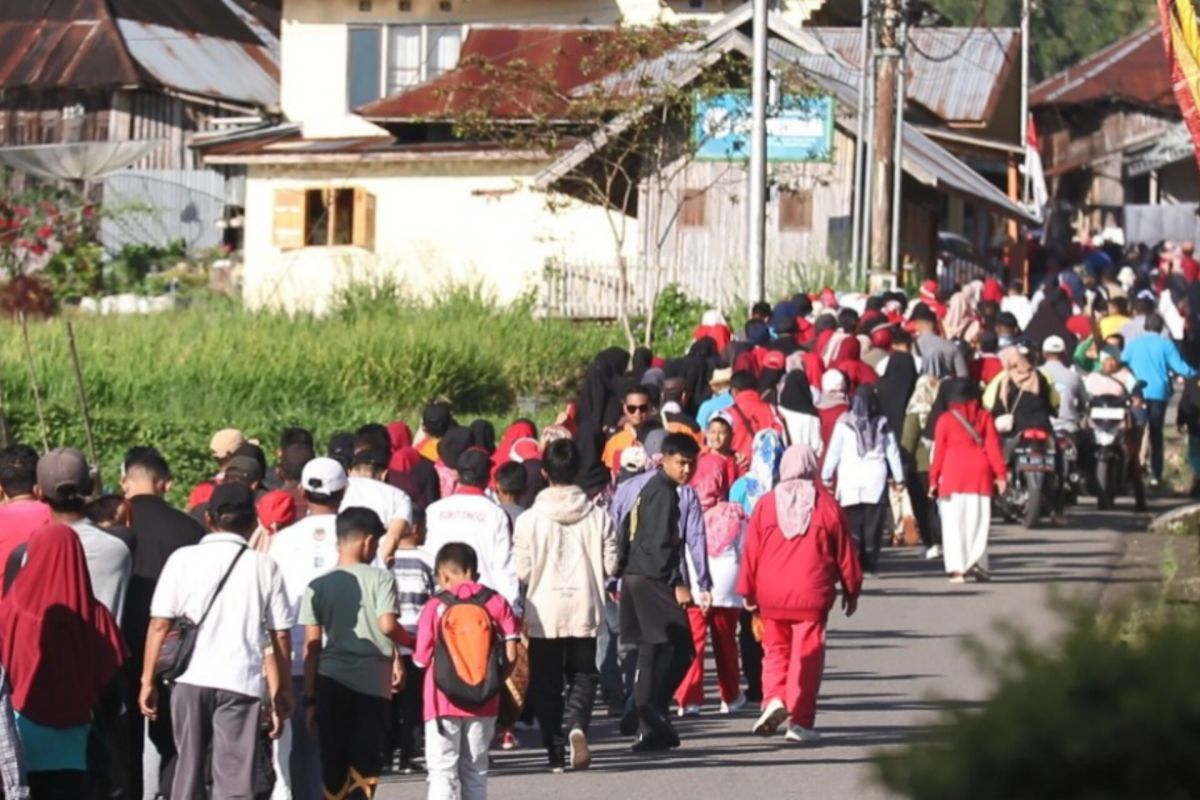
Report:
378,500,1158,800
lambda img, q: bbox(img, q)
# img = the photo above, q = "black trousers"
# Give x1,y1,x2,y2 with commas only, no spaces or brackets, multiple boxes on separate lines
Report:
738,609,763,703
387,656,424,766
316,677,390,799
909,471,942,549
620,576,694,733
527,637,599,752
30,771,93,800
846,496,889,572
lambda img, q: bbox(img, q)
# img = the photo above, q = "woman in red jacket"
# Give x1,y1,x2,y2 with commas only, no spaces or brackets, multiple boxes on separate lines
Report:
737,443,862,744
928,379,1007,583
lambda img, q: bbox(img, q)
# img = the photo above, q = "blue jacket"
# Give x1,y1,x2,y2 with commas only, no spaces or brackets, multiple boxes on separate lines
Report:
1123,335,1196,402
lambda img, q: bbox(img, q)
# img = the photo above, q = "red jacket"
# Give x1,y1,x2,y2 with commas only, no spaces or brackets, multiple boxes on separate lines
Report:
736,487,862,622
929,402,1006,496
727,389,782,462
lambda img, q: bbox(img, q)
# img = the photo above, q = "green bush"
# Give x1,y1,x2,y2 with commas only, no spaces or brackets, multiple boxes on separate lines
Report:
0,291,621,502
875,606,1200,800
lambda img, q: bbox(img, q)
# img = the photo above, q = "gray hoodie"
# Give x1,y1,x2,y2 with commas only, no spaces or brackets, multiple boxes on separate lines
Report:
513,485,619,638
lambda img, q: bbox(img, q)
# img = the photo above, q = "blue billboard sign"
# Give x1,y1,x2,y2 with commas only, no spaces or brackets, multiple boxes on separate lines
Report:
694,92,835,162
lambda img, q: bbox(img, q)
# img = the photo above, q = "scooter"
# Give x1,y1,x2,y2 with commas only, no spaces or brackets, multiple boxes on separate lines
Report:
1087,395,1131,510
1052,420,1083,507
1001,428,1057,529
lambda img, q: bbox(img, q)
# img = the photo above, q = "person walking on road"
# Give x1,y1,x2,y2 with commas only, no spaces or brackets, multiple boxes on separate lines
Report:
738,443,862,744
1123,313,1196,485
929,380,1007,583
513,439,618,772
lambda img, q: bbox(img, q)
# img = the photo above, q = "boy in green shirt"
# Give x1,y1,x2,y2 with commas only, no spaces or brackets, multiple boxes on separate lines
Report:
301,507,414,799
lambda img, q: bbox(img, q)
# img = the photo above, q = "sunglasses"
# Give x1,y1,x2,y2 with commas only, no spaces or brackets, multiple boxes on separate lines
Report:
625,403,651,413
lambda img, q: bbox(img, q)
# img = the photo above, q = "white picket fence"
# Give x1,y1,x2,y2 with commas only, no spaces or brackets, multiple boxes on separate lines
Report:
540,259,746,319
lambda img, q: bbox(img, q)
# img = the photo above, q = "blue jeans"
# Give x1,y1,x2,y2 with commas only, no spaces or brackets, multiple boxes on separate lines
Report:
1146,400,1168,481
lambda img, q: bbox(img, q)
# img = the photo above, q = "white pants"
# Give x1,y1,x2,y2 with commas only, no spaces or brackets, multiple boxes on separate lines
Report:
939,494,990,575
425,716,495,800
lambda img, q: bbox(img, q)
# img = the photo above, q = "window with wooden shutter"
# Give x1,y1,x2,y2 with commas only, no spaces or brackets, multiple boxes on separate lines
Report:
351,188,377,251
681,188,707,228
779,189,813,232
273,189,306,250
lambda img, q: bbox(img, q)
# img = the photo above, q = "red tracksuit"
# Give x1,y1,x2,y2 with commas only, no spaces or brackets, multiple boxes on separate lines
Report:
736,486,862,727
674,607,741,708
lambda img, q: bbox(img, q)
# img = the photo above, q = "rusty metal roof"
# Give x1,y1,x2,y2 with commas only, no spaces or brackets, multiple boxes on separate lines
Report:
0,0,278,106
1031,25,1173,111
801,27,1020,125
357,26,680,121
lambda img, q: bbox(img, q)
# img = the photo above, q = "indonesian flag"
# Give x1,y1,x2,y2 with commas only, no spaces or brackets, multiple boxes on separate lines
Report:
1026,114,1048,216
1159,0,1200,171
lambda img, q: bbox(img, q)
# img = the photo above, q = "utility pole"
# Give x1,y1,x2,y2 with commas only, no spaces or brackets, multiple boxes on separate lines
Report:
1020,0,1031,205
849,0,871,286
889,4,907,278
746,0,769,312
870,0,902,273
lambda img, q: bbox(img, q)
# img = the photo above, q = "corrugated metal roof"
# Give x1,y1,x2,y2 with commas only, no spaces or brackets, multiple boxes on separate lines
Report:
358,26,682,121
798,27,1020,124
0,0,278,106
1031,25,1173,110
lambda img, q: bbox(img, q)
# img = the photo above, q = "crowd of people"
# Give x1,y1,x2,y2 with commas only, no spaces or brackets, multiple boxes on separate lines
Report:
0,240,1198,800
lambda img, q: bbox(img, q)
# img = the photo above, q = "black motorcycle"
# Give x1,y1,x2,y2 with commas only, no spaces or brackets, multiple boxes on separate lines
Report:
1001,428,1057,529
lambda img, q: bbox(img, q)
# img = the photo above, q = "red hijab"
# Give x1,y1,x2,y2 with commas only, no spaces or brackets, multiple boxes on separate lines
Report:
0,524,126,727
496,420,537,464
387,421,413,452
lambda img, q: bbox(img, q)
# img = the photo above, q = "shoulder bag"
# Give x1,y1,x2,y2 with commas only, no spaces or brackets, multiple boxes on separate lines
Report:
949,409,985,447
154,545,247,685
993,383,1023,435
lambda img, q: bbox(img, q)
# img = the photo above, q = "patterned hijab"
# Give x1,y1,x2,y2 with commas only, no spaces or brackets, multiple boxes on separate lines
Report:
736,429,784,514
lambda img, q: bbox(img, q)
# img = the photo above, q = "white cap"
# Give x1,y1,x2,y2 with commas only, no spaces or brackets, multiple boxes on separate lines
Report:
1043,335,1066,354
301,457,348,495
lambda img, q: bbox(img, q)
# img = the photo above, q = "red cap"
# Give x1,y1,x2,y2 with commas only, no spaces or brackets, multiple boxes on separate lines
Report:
257,490,297,535
762,351,787,370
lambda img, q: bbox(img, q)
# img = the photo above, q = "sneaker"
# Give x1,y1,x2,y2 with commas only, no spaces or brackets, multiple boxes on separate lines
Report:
720,692,748,714
751,698,788,737
784,725,821,744
630,734,671,753
677,704,701,718
924,545,941,560
547,746,566,774
499,730,518,751
970,566,991,583
568,728,591,770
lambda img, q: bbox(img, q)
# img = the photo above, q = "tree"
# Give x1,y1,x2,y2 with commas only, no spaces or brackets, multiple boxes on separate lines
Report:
930,0,1154,81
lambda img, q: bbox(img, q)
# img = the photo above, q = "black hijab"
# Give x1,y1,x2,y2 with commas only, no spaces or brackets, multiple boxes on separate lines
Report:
876,351,918,437
576,347,630,432
923,377,970,441
468,420,496,455
436,426,472,468
1024,287,1077,354
758,368,785,404
779,371,816,416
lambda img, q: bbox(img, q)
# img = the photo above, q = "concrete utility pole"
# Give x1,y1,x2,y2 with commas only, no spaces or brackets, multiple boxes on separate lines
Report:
870,0,902,273
1020,0,1031,205
747,0,769,311
849,0,871,285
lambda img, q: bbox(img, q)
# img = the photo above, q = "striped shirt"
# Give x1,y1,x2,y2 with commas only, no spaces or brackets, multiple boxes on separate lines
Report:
388,547,436,655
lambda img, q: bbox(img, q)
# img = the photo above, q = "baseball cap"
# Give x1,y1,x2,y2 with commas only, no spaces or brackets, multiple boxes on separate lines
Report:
301,457,349,495
456,447,492,484
36,447,92,502
710,367,733,387
910,303,936,323
350,446,390,471
620,444,648,473
422,402,453,430
1099,345,1122,363
224,454,264,485
257,490,298,534
210,429,246,460
1043,335,1066,354
209,482,255,517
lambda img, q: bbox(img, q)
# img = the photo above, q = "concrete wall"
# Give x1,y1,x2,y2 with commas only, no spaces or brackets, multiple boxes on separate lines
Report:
280,0,820,137
241,158,636,313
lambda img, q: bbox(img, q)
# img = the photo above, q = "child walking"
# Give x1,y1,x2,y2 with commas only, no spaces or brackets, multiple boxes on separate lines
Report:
301,507,413,799
414,543,520,800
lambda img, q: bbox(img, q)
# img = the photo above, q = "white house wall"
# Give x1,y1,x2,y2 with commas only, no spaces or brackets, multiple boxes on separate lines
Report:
242,159,637,314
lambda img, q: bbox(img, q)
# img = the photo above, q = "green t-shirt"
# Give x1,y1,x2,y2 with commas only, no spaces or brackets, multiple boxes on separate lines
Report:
299,563,398,699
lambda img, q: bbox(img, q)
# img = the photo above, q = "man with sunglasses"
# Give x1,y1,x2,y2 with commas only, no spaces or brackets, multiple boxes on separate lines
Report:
602,387,660,471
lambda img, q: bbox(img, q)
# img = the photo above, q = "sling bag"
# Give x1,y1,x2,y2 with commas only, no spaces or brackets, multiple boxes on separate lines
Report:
154,545,247,684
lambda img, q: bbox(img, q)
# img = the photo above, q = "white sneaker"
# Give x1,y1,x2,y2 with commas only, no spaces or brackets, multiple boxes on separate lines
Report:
751,698,788,736
568,728,591,770
677,704,701,718
785,725,821,744
924,545,941,560
720,692,748,714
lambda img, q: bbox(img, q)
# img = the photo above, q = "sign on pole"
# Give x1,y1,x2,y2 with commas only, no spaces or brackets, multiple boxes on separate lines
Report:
695,92,835,163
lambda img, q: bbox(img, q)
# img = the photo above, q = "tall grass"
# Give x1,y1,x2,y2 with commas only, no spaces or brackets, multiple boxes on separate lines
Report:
0,288,622,500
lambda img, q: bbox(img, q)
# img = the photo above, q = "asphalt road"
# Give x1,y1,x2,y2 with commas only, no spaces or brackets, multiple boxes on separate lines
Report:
377,499,1160,800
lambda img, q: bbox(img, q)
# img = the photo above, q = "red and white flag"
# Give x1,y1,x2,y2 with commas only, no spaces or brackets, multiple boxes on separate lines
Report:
1026,114,1048,217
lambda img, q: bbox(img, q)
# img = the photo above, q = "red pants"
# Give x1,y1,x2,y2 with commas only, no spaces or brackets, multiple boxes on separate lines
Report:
760,619,826,728
674,607,742,707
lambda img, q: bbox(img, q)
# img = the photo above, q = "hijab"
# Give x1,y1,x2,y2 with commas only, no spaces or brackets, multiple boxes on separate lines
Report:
843,384,884,456
943,290,979,341
816,369,849,410
469,420,497,455
923,377,971,440
1000,345,1041,395
496,419,537,463
875,350,918,436
779,371,817,416
1024,287,1076,353
736,429,784,514
693,311,732,353
693,453,746,557
0,524,126,728
387,421,413,452
576,347,630,432
436,426,472,468
774,444,820,539
539,425,571,451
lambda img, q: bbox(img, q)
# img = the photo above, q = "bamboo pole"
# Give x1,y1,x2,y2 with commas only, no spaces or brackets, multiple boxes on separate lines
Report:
66,321,100,488
17,313,49,453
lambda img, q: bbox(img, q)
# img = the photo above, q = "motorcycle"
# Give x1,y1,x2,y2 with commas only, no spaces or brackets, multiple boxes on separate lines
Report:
1087,395,1131,510
1052,421,1083,507
1001,428,1057,529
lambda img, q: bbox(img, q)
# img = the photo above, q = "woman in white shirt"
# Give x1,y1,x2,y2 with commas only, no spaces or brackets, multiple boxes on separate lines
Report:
775,371,824,458
821,385,905,576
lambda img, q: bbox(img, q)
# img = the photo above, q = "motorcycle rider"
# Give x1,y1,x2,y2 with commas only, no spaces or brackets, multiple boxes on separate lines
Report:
1083,346,1148,511
1042,336,1087,504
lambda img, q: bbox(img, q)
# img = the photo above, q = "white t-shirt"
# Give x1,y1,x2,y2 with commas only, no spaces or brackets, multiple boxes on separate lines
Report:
269,514,340,675
69,519,132,623
424,491,520,609
341,476,413,529
151,532,293,698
